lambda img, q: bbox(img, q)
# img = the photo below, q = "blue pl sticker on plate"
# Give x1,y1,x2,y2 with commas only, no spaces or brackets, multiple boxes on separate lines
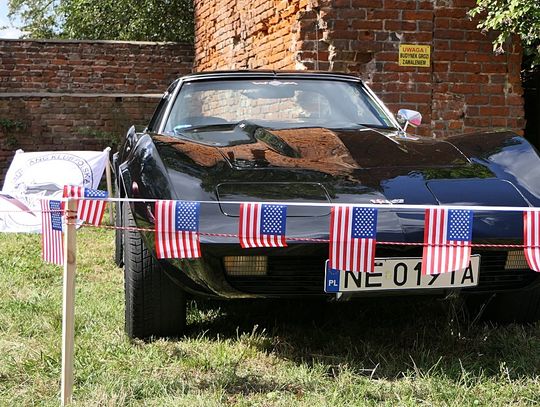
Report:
324,260,341,293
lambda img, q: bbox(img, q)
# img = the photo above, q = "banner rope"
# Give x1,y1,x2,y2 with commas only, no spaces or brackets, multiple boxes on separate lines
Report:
70,222,530,249
1,203,536,250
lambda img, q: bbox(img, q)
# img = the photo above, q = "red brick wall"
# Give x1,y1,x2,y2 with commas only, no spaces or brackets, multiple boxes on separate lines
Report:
195,0,311,70
0,39,193,183
194,0,524,138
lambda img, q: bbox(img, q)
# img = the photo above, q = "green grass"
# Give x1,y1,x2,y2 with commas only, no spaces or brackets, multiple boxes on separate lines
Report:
0,229,539,406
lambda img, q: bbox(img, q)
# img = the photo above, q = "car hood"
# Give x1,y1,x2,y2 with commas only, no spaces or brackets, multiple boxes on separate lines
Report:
149,125,529,244
151,125,528,211
161,123,469,171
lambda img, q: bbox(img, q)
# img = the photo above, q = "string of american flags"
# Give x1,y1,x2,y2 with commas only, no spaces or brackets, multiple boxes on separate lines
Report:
35,185,540,275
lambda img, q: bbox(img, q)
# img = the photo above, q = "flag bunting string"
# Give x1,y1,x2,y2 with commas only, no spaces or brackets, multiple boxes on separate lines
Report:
2,193,540,273
0,206,536,249
68,222,530,249
64,221,529,249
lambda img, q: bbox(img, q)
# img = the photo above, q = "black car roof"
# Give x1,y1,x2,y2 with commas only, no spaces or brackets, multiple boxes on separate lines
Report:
179,70,362,83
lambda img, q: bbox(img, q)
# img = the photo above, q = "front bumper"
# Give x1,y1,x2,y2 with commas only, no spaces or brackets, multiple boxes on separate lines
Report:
160,243,540,299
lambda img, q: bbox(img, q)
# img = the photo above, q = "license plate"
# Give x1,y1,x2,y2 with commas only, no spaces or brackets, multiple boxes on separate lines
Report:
324,255,480,293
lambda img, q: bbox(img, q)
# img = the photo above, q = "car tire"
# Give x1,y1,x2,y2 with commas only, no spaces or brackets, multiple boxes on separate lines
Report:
482,286,540,323
123,203,187,340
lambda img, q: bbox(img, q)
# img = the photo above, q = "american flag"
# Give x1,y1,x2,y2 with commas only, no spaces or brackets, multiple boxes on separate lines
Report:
63,185,108,226
155,200,201,259
422,208,473,275
41,199,64,265
523,210,540,272
239,203,287,248
329,206,378,273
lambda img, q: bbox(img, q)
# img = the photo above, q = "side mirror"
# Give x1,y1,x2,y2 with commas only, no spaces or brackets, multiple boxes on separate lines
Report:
396,109,422,132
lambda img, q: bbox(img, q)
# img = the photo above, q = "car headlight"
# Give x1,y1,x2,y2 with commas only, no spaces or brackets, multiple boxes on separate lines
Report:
223,256,268,276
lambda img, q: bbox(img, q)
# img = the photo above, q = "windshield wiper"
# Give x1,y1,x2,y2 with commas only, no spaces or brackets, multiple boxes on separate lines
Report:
173,123,235,133
355,123,397,130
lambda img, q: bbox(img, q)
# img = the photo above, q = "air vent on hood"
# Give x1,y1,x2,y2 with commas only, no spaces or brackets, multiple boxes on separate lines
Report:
216,182,331,217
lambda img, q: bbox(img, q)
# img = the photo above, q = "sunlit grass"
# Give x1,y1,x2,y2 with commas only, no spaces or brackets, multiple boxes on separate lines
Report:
0,229,539,406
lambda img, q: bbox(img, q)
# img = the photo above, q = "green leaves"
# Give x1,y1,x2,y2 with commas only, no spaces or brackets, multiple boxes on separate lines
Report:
8,0,62,38
470,0,540,64
8,0,194,42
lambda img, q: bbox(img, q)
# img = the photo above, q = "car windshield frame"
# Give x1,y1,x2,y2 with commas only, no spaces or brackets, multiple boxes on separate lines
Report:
159,76,400,135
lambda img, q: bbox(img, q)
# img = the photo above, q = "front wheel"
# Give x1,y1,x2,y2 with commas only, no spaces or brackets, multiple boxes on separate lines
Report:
123,203,187,339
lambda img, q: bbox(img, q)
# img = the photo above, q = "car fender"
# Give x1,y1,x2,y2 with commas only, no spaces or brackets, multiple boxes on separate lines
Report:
447,131,540,206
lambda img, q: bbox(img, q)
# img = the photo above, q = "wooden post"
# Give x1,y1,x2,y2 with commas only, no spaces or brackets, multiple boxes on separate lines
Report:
61,198,77,406
104,147,114,225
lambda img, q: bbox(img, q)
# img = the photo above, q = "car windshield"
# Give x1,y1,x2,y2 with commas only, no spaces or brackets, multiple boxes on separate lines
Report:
163,78,396,134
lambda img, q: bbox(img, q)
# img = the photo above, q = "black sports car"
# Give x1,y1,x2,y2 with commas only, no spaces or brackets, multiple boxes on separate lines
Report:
113,71,540,339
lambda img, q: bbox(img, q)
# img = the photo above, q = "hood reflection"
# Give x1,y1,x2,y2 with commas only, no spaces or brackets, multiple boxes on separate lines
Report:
155,124,471,177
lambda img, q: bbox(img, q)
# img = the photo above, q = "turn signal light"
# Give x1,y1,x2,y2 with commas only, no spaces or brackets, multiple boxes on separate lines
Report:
223,256,268,276
504,250,528,269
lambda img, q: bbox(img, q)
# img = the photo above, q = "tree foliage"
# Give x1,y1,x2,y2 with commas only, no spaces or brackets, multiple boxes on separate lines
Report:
8,0,194,42
470,0,540,64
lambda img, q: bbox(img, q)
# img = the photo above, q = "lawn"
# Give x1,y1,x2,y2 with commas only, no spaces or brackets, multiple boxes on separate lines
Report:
0,228,539,406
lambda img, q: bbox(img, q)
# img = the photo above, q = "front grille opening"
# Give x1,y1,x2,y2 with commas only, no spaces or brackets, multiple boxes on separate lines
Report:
223,251,539,296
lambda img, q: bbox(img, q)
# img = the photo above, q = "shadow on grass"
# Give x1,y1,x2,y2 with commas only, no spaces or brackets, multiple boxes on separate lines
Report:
186,296,540,381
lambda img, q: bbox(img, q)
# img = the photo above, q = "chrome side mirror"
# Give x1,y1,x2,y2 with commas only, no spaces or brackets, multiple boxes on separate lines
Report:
396,109,422,132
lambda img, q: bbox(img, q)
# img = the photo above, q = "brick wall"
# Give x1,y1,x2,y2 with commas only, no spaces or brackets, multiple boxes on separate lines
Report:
0,39,193,183
195,0,312,70
194,0,524,138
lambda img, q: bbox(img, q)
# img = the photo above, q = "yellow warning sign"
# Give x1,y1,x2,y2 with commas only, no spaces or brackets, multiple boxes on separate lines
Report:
399,44,431,67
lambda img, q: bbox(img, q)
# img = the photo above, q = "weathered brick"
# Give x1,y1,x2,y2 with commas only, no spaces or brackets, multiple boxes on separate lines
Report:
465,95,490,105
433,50,467,61
434,29,466,40
366,9,400,20
403,10,433,20
451,83,481,94
383,0,417,9
465,73,489,84
401,93,432,103
482,63,508,74
350,20,382,30
491,117,507,127
479,106,510,116
0,39,193,183
434,8,467,18
451,62,482,73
